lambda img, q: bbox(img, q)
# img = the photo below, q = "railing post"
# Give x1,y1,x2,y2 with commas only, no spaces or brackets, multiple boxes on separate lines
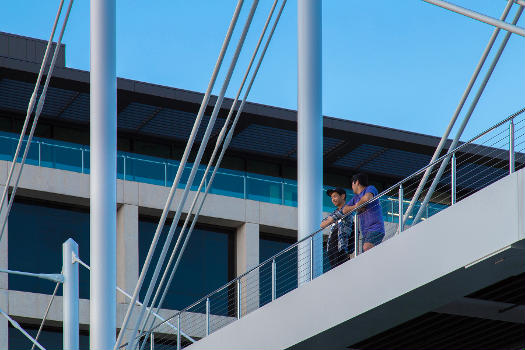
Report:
237,279,242,319
123,155,126,180
205,297,210,336
509,119,515,174
271,259,276,301
38,141,41,167
164,162,167,186
451,152,456,205
398,184,404,233
150,332,154,350
354,212,358,256
281,181,285,205
176,314,181,350
243,175,247,200
62,238,79,350
309,236,313,281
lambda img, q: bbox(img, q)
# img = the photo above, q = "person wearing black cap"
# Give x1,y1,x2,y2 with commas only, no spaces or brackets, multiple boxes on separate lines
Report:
321,187,355,270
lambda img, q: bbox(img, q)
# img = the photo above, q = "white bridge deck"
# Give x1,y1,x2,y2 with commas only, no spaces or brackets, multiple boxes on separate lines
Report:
188,168,525,350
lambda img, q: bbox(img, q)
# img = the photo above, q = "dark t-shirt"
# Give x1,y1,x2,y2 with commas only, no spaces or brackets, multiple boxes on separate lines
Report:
347,186,385,234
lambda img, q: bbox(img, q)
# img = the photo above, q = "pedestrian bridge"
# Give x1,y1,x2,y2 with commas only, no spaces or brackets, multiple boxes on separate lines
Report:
186,168,525,349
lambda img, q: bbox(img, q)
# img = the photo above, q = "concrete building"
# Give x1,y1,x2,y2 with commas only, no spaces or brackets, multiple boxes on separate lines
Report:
0,32,523,349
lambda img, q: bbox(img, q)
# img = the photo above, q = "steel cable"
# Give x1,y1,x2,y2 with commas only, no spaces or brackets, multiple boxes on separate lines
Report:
139,0,286,343
403,0,516,225
30,280,61,350
114,2,246,349
413,5,524,224
0,0,67,244
129,2,260,348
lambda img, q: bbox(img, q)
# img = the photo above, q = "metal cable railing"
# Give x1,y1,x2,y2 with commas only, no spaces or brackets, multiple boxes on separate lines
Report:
140,107,524,349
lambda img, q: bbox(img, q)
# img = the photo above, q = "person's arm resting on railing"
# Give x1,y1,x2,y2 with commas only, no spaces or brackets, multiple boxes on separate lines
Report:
342,192,374,215
320,208,344,229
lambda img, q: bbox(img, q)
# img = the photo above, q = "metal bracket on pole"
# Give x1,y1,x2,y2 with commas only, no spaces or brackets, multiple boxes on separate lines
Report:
0,268,63,284
63,238,79,350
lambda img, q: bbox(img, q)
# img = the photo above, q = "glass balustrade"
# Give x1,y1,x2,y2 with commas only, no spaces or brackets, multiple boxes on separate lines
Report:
0,131,445,222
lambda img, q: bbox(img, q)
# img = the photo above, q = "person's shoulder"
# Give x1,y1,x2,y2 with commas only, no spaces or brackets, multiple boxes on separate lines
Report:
366,185,378,195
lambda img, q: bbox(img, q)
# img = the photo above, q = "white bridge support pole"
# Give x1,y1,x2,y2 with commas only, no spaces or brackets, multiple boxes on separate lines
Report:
298,0,323,284
90,0,117,348
63,238,79,350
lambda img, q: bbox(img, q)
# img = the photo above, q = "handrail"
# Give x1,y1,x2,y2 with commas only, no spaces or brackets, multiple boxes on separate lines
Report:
161,106,525,323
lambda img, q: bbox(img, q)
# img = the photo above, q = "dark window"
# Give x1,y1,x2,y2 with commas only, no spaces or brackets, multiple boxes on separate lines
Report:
259,234,296,306
138,217,234,313
8,324,89,350
8,200,90,298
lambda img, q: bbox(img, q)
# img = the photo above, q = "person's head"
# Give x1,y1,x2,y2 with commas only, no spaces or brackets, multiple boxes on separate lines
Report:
326,187,346,207
351,173,368,194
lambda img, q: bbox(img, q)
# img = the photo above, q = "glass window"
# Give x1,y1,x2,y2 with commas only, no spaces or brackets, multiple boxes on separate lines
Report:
138,218,233,312
8,200,90,298
259,234,296,306
8,325,89,350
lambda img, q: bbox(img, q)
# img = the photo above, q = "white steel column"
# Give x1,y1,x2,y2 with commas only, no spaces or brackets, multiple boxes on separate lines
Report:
297,0,323,284
90,0,117,348
63,238,79,350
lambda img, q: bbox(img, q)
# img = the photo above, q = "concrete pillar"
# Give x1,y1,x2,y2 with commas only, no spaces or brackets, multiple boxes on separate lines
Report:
116,204,139,304
236,223,259,315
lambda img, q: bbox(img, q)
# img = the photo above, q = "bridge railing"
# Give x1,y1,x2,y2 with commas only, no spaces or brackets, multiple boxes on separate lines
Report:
141,107,525,349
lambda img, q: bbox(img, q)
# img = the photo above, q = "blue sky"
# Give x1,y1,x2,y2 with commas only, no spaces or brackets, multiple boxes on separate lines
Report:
1,0,524,140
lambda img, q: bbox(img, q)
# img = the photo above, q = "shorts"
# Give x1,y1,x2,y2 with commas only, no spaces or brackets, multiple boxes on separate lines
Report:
362,231,384,246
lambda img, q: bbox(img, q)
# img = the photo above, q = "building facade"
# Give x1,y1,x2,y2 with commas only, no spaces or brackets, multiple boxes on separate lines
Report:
1,31,520,349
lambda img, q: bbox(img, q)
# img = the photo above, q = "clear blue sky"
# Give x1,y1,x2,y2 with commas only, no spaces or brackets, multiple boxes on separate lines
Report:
2,0,524,140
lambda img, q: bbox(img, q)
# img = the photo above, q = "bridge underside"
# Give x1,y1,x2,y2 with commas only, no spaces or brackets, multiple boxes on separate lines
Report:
188,169,525,350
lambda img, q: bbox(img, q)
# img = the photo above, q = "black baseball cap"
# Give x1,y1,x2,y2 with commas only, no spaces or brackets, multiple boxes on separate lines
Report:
326,187,346,197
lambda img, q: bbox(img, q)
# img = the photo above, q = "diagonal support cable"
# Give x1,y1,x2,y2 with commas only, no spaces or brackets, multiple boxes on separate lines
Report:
0,307,46,350
412,4,524,224
0,0,66,244
71,254,195,344
422,0,525,36
138,1,286,345
129,2,260,347
31,281,60,350
403,0,515,225
114,2,246,349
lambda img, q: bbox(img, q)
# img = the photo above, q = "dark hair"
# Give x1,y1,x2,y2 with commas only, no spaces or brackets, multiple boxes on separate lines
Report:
352,173,369,187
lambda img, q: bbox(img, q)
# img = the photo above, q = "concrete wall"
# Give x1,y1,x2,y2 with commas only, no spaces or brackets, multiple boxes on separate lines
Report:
0,160,300,345
187,169,525,350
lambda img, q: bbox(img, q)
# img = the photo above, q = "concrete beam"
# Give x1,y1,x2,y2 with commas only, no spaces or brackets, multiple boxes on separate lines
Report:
6,160,299,234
